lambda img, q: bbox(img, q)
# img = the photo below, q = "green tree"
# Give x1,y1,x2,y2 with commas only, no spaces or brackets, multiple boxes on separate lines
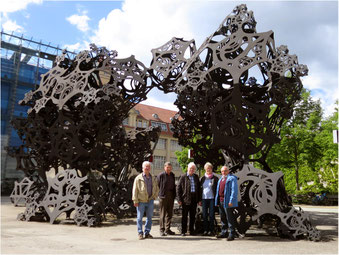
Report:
175,147,194,173
175,146,224,175
173,123,225,174
314,100,338,192
266,89,323,192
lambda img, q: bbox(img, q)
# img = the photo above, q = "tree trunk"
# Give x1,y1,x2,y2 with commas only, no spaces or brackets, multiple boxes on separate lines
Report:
294,143,300,190
295,164,300,190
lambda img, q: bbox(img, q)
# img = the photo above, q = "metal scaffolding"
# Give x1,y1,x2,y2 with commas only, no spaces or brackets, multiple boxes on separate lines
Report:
1,30,77,189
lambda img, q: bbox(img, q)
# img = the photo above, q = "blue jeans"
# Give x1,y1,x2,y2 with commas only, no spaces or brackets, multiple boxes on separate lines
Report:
202,199,215,232
136,200,154,235
219,201,236,237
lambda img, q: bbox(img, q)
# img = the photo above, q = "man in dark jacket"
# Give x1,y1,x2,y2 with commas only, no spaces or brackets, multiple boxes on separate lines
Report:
176,162,200,236
157,162,176,236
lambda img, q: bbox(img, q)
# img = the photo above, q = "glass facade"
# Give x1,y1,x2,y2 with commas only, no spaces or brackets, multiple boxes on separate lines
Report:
1,57,50,182
1,58,49,143
1,31,76,187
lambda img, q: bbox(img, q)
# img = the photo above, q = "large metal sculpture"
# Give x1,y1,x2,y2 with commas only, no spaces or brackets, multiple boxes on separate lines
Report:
9,44,160,226
149,4,319,240
8,4,319,240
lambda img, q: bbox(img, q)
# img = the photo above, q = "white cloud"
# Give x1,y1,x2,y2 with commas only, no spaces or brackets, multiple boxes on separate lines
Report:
66,11,90,32
1,18,24,33
303,61,338,117
0,0,42,14
91,0,200,65
63,41,90,52
0,0,41,34
143,96,178,112
63,42,81,52
89,0,208,110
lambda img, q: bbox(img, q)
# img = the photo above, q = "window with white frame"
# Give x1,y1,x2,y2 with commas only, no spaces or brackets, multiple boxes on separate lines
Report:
170,157,181,170
143,121,147,128
169,124,175,132
154,155,166,169
122,118,129,125
170,140,182,151
137,119,143,128
151,121,168,131
161,123,168,131
156,138,166,150
151,121,158,128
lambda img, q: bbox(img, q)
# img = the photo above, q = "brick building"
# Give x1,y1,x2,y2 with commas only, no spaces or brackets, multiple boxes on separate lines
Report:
124,104,183,177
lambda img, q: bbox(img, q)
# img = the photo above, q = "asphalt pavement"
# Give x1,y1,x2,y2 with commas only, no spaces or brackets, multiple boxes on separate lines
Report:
1,196,338,254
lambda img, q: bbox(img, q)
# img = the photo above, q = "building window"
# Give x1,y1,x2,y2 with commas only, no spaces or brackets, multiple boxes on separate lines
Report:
151,121,168,131
154,155,166,169
161,123,168,131
122,118,129,125
156,138,166,150
151,121,158,128
170,140,182,151
137,119,143,128
143,121,147,128
169,124,175,132
170,157,181,170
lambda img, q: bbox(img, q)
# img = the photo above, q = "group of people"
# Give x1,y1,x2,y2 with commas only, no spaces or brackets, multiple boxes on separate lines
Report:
132,161,238,241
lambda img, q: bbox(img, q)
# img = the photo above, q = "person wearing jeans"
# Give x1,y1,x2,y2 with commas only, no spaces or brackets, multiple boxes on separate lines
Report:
136,200,154,238
215,165,238,241
132,161,159,240
200,162,219,236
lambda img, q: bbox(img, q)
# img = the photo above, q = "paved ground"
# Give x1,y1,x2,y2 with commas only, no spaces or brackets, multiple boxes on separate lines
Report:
1,196,338,254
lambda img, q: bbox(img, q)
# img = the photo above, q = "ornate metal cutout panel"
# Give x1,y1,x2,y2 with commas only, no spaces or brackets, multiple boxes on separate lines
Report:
8,4,319,240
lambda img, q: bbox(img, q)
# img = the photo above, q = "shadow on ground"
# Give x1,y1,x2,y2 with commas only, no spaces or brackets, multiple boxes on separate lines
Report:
308,211,338,242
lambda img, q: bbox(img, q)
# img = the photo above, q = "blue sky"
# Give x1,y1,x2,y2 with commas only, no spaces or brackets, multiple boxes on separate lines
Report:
1,0,338,116
1,1,121,50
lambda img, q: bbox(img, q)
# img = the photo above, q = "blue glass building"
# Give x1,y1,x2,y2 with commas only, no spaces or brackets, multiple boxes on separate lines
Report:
1,31,76,191
1,58,49,147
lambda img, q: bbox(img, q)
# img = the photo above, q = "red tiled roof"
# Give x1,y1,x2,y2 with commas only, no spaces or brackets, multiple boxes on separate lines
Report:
134,104,178,124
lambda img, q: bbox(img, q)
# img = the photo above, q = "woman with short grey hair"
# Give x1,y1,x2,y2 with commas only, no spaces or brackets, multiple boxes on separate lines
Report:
200,162,219,236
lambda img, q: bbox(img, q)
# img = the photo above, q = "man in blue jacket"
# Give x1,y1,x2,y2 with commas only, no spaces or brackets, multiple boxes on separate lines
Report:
215,165,238,241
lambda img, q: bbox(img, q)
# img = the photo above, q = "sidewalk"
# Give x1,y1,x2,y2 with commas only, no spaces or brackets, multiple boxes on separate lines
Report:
1,196,338,254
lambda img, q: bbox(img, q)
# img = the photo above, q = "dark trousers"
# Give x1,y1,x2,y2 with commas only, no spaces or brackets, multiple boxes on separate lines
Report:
219,201,228,235
181,194,197,234
202,199,215,232
159,191,175,232
219,201,236,237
